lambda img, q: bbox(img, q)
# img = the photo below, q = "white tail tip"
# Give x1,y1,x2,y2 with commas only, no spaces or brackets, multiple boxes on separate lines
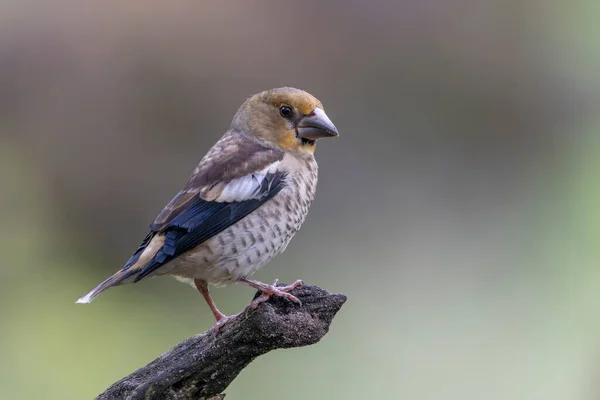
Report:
75,295,93,304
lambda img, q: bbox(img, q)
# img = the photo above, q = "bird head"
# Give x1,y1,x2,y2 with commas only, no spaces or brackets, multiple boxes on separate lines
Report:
231,87,339,154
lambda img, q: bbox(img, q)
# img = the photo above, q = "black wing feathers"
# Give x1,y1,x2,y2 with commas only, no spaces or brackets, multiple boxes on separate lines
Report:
122,231,154,270
131,171,286,282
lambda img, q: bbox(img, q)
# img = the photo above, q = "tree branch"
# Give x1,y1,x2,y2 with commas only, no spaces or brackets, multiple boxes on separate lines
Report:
95,284,347,400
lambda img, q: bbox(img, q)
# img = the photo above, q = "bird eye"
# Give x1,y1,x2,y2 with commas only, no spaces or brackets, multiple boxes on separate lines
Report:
279,105,293,118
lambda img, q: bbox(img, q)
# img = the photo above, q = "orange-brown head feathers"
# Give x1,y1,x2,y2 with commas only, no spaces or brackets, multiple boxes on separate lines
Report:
231,87,338,154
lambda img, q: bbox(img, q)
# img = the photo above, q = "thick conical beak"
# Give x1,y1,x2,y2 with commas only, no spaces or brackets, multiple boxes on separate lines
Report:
296,108,339,140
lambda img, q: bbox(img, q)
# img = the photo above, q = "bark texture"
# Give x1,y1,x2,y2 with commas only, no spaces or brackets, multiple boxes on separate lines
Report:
95,284,346,400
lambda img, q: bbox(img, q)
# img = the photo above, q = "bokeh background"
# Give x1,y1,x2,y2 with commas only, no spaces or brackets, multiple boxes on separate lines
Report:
1,1,599,399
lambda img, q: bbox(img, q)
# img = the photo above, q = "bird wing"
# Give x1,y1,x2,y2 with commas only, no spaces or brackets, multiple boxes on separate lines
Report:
122,131,286,282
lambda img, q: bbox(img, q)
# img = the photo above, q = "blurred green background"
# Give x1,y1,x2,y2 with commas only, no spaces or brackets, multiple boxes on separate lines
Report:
1,1,599,399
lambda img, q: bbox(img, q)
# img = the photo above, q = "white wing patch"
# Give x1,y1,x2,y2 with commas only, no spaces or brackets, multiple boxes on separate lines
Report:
215,161,281,202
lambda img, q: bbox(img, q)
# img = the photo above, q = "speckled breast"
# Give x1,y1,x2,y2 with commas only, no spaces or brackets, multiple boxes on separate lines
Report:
173,155,318,285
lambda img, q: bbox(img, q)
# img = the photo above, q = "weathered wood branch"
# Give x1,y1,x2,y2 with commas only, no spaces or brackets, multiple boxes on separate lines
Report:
95,285,347,400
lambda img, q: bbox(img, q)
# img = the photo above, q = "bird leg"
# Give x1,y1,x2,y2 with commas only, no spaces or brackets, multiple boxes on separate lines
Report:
238,278,304,309
194,279,236,332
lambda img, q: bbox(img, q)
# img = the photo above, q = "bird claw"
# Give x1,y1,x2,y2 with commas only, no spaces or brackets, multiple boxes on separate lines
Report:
210,313,238,333
209,279,305,332
247,279,304,309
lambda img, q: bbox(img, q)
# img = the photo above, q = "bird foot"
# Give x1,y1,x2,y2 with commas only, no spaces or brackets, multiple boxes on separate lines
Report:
246,279,304,310
210,312,239,333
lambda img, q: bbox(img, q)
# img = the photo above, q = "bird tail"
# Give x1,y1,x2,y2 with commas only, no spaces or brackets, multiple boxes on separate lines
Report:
75,270,136,304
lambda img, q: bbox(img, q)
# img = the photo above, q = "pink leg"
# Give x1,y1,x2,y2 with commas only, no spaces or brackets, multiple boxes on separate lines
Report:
194,279,235,332
238,278,304,309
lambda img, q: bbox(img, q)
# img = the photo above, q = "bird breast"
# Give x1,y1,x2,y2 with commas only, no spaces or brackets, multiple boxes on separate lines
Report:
172,154,318,285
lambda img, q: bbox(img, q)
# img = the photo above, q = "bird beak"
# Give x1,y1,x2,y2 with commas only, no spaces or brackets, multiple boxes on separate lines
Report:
296,108,339,140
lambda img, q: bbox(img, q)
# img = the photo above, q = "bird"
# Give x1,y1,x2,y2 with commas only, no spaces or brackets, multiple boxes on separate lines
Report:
76,87,339,330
